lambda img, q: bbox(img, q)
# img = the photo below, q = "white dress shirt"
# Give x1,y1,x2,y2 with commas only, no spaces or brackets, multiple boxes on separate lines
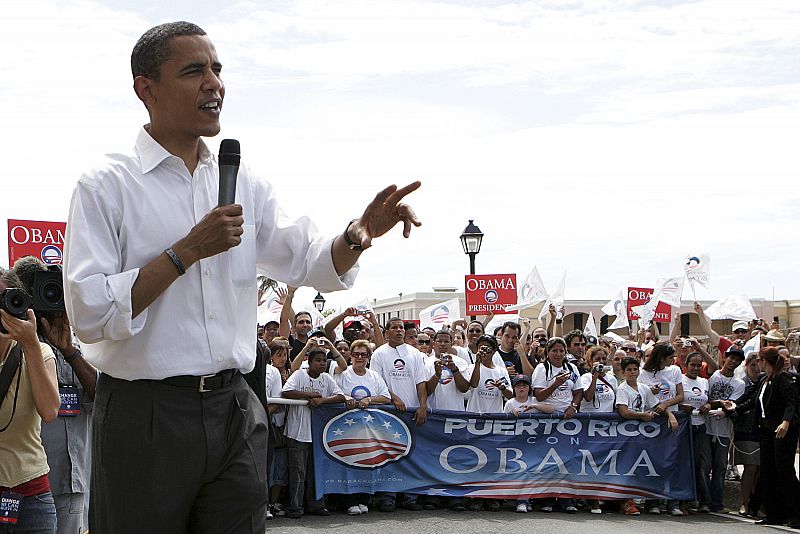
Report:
64,127,357,380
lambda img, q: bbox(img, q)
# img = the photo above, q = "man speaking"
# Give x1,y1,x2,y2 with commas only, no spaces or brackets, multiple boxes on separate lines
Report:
64,21,420,534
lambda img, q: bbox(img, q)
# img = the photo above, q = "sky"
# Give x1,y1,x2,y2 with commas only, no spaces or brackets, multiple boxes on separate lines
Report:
2,0,799,314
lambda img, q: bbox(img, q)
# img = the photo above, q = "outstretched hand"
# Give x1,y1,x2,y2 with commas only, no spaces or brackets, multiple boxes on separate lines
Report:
347,182,422,250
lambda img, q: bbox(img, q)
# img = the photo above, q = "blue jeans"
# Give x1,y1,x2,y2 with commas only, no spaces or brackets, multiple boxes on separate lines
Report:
692,424,712,506
708,434,730,511
0,491,56,534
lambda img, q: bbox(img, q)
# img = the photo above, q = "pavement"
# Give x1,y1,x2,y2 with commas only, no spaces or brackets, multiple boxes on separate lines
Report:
263,507,772,534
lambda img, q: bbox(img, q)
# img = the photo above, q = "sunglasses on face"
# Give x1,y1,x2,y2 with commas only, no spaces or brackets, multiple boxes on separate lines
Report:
623,347,638,353
352,352,369,358
468,329,483,334
417,339,431,344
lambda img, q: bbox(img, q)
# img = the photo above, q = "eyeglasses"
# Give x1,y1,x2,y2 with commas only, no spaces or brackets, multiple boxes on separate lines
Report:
734,329,748,334
573,342,587,347
417,339,431,345
467,329,483,334
351,352,369,358
623,347,638,353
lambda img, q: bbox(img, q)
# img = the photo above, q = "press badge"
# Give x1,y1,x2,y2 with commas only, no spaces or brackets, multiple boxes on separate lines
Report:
58,385,81,416
0,491,22,524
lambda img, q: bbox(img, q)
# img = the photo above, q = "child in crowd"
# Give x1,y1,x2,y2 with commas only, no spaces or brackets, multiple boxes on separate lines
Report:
281,349,345,518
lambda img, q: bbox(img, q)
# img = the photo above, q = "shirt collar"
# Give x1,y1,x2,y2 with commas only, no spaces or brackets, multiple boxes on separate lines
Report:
135,126,214,174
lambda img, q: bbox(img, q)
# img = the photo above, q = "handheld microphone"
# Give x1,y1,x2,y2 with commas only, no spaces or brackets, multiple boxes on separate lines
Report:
218,139,240,206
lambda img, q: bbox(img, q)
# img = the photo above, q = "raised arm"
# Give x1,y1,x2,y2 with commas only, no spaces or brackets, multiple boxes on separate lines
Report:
693,301,721,348
279,286,297,339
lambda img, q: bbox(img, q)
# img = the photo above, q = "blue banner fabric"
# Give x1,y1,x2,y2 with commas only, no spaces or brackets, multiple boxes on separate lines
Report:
311,406,695,501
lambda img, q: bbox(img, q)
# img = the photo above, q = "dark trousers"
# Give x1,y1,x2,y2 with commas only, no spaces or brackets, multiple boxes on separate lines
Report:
760,425,800,523
286,437,325,514
89,373,269,534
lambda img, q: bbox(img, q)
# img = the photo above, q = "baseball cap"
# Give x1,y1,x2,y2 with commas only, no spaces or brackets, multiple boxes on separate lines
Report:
343,320,363,331
308,328,327,338
725,345,745,359
585,335,598,347
732,321,749,333
512,374,531,386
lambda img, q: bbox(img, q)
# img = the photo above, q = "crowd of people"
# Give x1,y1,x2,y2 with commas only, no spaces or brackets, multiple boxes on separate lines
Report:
256,287,800,525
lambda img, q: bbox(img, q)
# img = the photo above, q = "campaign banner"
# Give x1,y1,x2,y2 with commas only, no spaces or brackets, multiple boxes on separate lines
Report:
627,287,671,323
465,274,517,315
7,219,66,266
312,406,694,501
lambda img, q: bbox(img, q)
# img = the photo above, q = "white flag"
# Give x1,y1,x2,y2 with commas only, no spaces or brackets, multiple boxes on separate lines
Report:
684,253,711,289
743,332,761,357
602,331,626,344
352,297,374,314
257,293,283,325
603,288,629,330
655,276,685,308
704,294,757,321
419,298,461,330
538,271,566,322
631,301,656,330
583,311,598,339
506,266,548,312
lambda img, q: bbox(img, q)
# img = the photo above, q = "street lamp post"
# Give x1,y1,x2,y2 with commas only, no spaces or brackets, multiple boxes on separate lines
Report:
460,220,484,321
312,291,326,313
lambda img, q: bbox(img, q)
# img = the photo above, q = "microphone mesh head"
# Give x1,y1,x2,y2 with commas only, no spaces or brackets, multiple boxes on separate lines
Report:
219,139,240,165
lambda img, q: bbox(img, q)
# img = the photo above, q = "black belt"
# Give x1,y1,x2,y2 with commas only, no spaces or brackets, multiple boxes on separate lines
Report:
161,369,238,392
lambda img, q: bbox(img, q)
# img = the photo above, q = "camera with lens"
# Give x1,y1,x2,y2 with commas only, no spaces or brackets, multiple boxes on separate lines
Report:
0,288,32,334
32,264,65,315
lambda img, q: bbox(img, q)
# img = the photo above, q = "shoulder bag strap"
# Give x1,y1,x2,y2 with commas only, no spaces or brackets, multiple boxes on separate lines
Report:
0,344,23,411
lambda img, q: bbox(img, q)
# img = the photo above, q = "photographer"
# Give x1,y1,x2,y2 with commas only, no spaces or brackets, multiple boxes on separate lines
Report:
13,256,98,534
0,267,60,532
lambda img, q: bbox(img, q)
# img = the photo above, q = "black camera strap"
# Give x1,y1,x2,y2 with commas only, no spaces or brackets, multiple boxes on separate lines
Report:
0,344,23,426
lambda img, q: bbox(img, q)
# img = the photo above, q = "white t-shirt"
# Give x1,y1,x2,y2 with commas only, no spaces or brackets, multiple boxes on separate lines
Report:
637,365,682,412
299,358,339,376
531,361,582,412
578,372,617,413
265,364,286,427
616,382,659,413
503,396,543,415
681,375,709,426
465,364,510,414
425,354,469,412
370,343,427,408
463,347,505,367
282,369,342,442
336,366,390,402
706,371,745,437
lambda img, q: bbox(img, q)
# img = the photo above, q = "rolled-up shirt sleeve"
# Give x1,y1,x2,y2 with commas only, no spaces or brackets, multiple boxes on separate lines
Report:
251,173,358,292
64,177,148,343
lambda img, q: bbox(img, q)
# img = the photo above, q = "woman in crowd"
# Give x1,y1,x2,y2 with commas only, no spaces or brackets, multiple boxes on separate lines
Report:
733,351,763,517
679,352,712,513
335,339,352,364
636,342,684,516
531,337,583,513
0,267,60,532
730,347,800,527
335,340,391,516
266,339,292,518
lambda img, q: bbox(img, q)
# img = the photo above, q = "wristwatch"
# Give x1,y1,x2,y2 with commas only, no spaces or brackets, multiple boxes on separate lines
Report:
343,219,364,251
62,345,82,364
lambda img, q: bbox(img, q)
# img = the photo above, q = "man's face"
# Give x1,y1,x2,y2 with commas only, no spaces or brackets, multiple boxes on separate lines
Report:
141,35,225,141
723,354,743,374
308,353,328,376
295,314,313,336
500,326,519,351
733,328,749,341
568,337,586,359
623,363,640,380
434,334,452,355
262,323,279,343
343,326,361,343
404,327,419,346
386,321,405,346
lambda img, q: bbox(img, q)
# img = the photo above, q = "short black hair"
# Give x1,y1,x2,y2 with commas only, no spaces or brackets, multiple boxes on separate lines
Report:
476,334,498,352
564,329,586,346
294,311,312,322
501,321,521,336
131,21,207,80
403,322,418,332
434,329,452,341
620,356,640,370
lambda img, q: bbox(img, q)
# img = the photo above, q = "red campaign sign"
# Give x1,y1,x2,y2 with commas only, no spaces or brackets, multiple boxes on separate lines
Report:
7,219,67,267
627,287,671,323
465,274,517,315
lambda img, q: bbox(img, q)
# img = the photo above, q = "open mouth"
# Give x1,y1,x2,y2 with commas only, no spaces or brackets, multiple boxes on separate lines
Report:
199,100,221,113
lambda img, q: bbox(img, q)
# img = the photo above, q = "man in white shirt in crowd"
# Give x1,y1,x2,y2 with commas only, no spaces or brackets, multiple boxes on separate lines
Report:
281,349,345,518
369,317,428,511
64,21,420,534
424,330,469,413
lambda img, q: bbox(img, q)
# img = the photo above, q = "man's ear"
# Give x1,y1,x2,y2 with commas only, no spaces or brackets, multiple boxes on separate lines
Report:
133,75,155,110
